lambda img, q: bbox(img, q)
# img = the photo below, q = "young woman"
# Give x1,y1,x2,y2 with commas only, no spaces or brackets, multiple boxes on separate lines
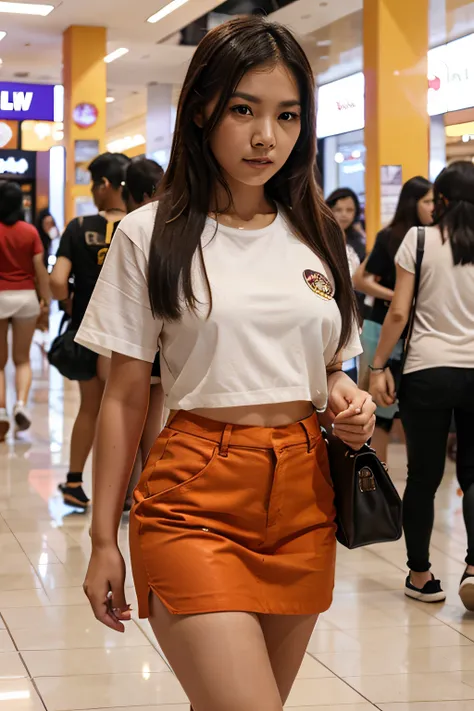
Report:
370,161,474,610
50,152,129,508
0,181,50,440
78,17,375,711
354,176,434,461
326,187,366,264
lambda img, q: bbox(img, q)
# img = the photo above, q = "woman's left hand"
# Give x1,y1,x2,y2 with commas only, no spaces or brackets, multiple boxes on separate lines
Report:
327,371,376,450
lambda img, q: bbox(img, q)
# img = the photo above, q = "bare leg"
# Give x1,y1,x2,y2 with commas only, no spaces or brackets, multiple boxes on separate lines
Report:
69,377,105,473
0,319,8,410
148,594,283,711
259,613,319,704
11,317,37,405
0,319,9,441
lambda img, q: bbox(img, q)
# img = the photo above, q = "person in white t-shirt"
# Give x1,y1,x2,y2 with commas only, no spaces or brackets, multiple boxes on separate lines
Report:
370,160,474,611
77,16,375,711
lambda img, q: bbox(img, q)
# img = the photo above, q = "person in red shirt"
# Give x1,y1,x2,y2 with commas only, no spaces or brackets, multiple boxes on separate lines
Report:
0,181,50,440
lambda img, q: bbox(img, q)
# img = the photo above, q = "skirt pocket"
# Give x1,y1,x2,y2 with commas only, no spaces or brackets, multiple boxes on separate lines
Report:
144,431,218,500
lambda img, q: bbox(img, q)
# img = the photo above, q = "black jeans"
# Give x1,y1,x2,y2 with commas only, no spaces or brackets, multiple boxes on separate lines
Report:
399,367,474,573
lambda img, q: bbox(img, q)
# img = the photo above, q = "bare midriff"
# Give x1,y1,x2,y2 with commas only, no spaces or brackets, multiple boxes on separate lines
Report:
188,401,314,428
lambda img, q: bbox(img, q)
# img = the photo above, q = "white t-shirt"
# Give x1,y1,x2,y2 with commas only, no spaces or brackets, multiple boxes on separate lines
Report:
396,225,474,374
76,203,361,412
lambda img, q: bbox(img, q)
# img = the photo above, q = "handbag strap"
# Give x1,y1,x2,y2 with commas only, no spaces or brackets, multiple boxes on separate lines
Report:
400,226,425,368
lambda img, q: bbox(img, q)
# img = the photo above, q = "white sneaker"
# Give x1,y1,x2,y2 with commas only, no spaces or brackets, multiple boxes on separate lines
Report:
13,402,31,432
459,569,474,612
0,408,9,441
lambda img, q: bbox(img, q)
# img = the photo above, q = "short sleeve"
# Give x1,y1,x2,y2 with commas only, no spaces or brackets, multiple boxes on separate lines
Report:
365,230,391,277
325,316,362,366
395,227,417,274
75,227,163,362
30,227,44,256
56,219,78,262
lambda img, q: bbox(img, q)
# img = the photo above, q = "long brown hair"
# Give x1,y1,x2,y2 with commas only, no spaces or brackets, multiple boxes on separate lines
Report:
149,15,357,354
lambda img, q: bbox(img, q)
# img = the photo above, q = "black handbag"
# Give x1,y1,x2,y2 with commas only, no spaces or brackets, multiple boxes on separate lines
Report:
323,429,403,549
388,226,425,392
48,314,98,382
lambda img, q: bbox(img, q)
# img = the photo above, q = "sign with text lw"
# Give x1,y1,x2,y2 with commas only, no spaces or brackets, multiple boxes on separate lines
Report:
0,82,55,121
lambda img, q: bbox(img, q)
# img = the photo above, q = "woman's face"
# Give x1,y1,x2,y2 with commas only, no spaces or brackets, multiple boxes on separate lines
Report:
206,61,302,190
417,189,435,225
332,197,357,232
42,214,55,233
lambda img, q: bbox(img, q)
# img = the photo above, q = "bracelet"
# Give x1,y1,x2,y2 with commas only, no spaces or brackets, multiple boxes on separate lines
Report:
368,365,386,373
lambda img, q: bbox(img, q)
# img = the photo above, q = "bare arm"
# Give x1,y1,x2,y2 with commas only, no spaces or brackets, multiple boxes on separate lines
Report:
372,265,414,368
91,352,152,547
50,256,72,301
353,257,394,302
33,253,51,305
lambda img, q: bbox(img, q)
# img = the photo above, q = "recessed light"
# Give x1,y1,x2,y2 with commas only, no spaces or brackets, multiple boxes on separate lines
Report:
0,31,6,41
106,96,115,103
147,0,190,24
317,40,331,47
0,2,54,16
104,47,129,64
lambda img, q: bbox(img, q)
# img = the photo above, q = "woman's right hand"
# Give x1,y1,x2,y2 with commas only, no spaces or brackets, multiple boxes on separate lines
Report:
83,544,132,633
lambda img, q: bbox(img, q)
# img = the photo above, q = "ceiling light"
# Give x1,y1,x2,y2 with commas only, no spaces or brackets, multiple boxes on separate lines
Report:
0,2,54,16
0,31,6,40
106,96,115,103
147,0,190,24
104,47,129,64
317,40,331,47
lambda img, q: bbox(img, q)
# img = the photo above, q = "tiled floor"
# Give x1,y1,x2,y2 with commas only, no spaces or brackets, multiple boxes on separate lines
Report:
1,341,474,710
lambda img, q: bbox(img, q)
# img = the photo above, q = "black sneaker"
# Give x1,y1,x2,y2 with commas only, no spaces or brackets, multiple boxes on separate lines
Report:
405,574,446,603
58,482,90,509
459,569,474,611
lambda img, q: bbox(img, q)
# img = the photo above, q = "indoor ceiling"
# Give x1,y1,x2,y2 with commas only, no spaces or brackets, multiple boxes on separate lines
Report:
0,0,363,133
0,0,473,137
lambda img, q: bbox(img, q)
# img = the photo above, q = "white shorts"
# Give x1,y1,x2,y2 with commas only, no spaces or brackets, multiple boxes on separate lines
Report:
0,290,40,320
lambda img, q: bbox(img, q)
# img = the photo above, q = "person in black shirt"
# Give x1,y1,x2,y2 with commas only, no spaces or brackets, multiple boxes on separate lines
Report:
50,152,130,509
353,176,433,462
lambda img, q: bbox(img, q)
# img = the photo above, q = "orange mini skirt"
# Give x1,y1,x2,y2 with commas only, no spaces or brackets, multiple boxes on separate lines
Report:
129,410,337,618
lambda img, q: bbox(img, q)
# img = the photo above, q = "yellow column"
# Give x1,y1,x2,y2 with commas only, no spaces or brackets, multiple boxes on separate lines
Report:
63,26,107,224
364,0,429,247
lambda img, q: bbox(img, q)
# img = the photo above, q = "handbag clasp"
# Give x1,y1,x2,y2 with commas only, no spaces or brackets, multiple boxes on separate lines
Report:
359,467,377,493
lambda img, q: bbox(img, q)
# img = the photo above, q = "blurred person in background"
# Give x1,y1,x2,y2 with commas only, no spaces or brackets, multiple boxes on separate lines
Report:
122,157,165,512
36,208,59,270
50,152,130,509
0,181,50,440
354,176,434,462
370,161,474,610
326,187,366,265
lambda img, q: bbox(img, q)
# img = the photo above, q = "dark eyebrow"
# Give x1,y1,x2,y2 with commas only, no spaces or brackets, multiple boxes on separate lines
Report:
231,91,301,108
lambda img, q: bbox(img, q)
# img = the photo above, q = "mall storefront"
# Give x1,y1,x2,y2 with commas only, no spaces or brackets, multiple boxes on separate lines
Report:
318,32,474,220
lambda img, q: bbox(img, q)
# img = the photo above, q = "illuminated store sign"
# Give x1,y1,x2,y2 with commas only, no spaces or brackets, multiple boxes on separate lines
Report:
428,34,474,116
317,32,474,137
0,82,55,121
317,73,365,139
0,149,35,178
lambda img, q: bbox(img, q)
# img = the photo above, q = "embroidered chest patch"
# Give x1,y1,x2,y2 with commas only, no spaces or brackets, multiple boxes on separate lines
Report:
303,270,334,300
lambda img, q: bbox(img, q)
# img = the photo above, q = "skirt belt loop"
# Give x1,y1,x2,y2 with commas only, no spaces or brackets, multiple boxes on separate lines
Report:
219,423,233,457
